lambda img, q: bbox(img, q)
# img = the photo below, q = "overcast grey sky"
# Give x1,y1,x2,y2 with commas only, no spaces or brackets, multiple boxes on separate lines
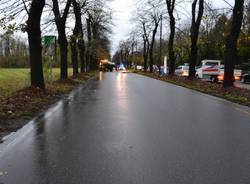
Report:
109,0,135,55
109,0,234,56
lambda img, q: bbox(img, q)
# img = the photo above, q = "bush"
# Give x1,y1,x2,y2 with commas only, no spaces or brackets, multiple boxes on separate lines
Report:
0,55,29,68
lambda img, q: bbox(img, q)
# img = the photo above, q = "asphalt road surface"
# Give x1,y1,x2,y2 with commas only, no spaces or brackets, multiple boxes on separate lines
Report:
0,72,250,184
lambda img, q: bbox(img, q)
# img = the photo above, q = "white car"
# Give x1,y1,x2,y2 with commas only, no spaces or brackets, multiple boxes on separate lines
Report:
136,65,143,70
175,65,189,76
216,65,242,82
196,60,242,82
196,60,221,79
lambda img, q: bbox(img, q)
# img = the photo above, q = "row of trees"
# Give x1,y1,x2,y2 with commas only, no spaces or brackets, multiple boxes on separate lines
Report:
0,32,28,67
0,0,112,89
113,0,247,87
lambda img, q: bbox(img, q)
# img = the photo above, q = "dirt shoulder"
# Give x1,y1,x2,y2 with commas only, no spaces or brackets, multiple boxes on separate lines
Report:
135,71,250,107
0,72,97,141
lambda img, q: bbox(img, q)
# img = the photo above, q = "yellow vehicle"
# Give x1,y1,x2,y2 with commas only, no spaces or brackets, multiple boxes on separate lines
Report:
99,60,116,72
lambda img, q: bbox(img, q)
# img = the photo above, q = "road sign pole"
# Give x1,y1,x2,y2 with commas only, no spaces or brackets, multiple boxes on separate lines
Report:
164,56,167,74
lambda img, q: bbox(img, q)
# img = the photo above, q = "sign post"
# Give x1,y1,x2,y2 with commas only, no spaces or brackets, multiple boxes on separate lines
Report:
43,35,56,82
164,56,167,74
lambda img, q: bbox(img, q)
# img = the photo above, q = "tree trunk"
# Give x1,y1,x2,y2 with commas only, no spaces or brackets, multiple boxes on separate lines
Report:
86,17,92,71
168,18,176,75
79,40,86,73
91,24,100,70
143,36,148,72
5,36,10,57
189,39,198,77
58,31,68,79
166,0,176,76
130,43,135,68
142,22,149,72
146,40,150,70
149,25,159,73
26,0,45,89
52,0,71,79
189,0,204,78
72,0,86,73
70,36,78,77
158,16,163,75
223,0,244,87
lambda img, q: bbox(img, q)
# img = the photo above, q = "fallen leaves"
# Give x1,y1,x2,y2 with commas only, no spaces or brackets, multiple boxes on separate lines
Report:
137,72,250,106
0,72,97,135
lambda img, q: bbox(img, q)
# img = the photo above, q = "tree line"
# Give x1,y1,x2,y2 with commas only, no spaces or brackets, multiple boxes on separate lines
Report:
113,0,247,87
0,32,28,68
0,0,112,89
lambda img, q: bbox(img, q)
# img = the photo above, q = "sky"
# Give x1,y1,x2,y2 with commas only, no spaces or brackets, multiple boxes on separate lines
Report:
109,0,136,56
1,0,234,56
109,0,234,56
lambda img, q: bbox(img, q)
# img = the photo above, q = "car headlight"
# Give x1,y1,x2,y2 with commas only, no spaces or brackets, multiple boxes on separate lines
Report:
182,71,189,76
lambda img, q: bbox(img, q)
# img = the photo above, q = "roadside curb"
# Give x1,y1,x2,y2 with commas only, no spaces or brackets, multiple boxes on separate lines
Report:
134,72,250,108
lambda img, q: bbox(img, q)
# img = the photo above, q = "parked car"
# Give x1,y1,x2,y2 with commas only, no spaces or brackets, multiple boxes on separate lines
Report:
153,65,159,73
196,60,221,79
239,63,250,72
175,65,189,76
196,60,242,82
215,65,242,82
242,71,250,83
159,66,165,75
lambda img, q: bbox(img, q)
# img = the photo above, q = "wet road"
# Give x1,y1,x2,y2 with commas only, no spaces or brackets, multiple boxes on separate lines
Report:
0,72,250,184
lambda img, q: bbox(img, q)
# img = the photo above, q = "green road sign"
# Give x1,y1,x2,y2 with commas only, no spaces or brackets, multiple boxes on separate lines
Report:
43,35,56,48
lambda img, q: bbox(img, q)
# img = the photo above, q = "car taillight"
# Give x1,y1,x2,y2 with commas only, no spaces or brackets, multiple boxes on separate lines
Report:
234,76,240,80
218,75,224,80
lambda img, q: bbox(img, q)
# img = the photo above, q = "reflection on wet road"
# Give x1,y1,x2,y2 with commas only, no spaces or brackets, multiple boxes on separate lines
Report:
0,72,250,184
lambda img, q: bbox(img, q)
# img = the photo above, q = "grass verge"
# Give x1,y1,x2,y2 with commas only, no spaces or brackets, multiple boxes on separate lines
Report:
0,68,73,98
0,72,97,138
135,71,250,107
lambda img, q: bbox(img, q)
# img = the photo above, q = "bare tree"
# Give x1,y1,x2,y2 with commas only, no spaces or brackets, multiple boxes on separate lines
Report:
119,40,131,67
85,15,92,71
149,14,161,73
137,16,150,72
52,0,72,79
142,21,150,72
71,0,87,76
133,0,164,72
223,0,245,87
129,36,137,68
26,0,45,89
83,0,112,70
189,0,204,78
0,0,46,88
166,0,176,75
77,1,87,73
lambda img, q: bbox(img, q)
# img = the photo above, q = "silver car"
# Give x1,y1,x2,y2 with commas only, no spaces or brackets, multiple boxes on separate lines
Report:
175,65,189,76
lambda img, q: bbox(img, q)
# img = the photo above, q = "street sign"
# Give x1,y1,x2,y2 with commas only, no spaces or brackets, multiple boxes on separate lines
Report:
42,35,57,82
43,35,56,48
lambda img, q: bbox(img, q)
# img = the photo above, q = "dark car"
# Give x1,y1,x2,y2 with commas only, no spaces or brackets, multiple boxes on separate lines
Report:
242,71,250,83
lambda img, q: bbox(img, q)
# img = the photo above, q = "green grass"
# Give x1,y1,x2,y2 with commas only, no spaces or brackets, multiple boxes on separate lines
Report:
0,68,73,97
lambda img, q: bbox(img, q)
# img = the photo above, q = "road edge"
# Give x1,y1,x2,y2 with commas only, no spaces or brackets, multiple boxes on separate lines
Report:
134,72,250,108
